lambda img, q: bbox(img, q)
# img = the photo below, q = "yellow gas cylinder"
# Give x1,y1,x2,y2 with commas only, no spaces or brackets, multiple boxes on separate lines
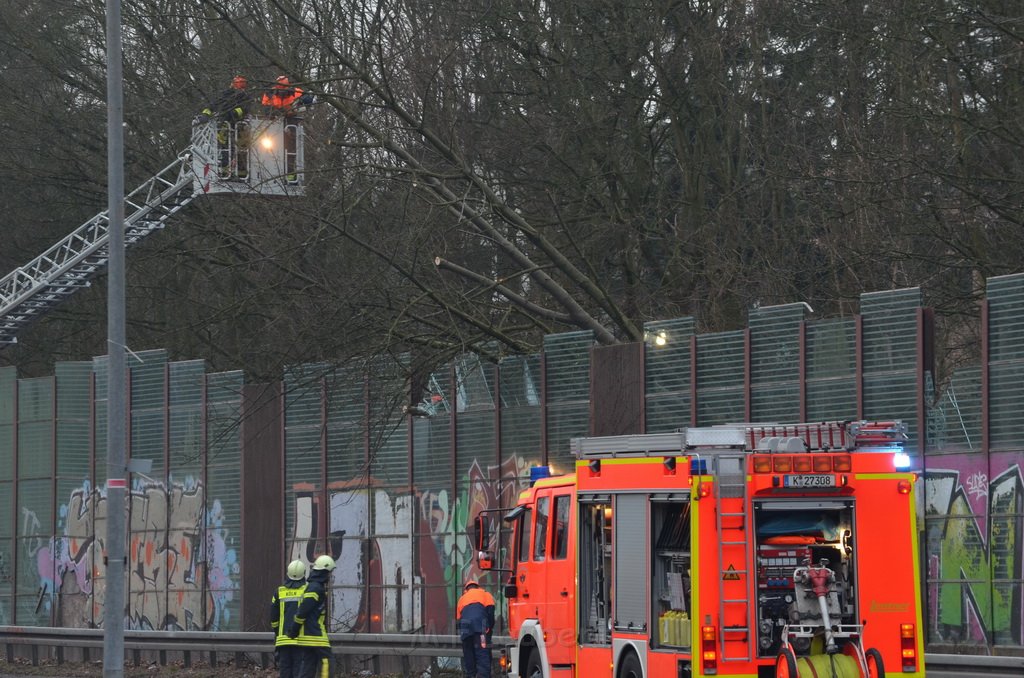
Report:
678,612,691,648
796,653,860,678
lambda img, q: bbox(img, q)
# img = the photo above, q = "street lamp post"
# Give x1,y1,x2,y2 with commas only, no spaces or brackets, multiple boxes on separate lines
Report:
103,0,126,676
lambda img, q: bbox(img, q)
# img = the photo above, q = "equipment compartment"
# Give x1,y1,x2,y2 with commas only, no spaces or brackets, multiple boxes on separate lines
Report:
652,500,692,649
752,500,856,657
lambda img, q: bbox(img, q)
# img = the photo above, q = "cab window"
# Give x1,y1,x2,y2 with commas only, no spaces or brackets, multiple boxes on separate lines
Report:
517,508,533,564
534,496,550,561
553,494,570,559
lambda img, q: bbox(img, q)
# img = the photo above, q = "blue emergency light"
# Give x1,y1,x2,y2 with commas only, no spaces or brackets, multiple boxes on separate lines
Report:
530,466,552,486
893,451,912,470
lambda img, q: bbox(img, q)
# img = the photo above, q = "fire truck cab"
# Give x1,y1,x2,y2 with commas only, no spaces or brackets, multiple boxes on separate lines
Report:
477,421,924,678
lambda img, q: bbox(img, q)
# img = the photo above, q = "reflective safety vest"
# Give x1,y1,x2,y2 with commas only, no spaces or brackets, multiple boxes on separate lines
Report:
271,581,306,647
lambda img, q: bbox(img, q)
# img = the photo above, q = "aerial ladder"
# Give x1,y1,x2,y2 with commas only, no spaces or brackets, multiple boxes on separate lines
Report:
0,116,304,345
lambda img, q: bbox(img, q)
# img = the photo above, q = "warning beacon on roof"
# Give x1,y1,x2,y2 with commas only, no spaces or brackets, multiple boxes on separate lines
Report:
190,114,305,197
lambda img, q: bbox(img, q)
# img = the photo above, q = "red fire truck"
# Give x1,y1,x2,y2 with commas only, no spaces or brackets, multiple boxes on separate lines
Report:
476,421,924,678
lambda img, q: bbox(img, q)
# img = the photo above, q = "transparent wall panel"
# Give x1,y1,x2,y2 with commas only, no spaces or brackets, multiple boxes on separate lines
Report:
368,356,409,486
927,367,982,453
457,410,495,481
130,409,165,478
987,273,1024,449
205,370,243,631
285,364,324,516
0,482,11,538
56,362,92,420
206,460,241,631
94,400,108,486
19,377,54,482
0,537,12,623
371,420,408,487
169,406,202,483
546,402,589,470
749,304,805,423
544,332,592,464
128,483,168,630
0,368,14,622
695,331,744,425
17,377,53,421
368,526,415,632
499,354,542,478
327,365,368,486
805,318,857,421
644,318,694,433
456,354,496,414
18,474,55,624
18,421,52,480
0,370,13,620
0,367,15,424
168,360,205,406
412,366,453,493
0,425,12,484
861,289,922,452
56,419,90,481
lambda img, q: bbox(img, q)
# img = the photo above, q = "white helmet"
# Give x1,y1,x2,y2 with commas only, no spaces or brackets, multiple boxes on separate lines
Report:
286,559,307,580
312,555,336,571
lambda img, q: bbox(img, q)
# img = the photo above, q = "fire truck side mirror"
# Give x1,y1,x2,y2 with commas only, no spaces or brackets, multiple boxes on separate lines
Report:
473,514,490,550
473,514,494,570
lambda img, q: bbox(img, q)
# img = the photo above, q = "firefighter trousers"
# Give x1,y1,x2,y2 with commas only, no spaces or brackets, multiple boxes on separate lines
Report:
294,645,331,678
275,645,305,678
461,634,491,678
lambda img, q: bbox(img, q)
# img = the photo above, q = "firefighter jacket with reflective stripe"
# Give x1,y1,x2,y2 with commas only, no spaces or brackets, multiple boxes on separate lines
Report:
270,579,306,647
262,86,304,110
205,86,252,121
293,569,331,647
457,587,495,640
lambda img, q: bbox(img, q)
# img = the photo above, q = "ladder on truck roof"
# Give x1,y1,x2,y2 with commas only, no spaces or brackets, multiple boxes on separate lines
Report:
569,421,905,460
685,420,907,452
0,116,306,346
0,148,198,345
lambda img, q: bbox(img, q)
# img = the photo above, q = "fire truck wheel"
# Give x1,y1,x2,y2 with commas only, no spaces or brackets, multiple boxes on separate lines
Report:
775,647,798,678
865,647,885,678
618,650,643,678
523,649,544,678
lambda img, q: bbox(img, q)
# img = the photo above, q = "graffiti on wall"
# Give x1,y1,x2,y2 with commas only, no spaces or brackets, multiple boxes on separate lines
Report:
33,479,237,630
925,455,1023,646
289,455,529,634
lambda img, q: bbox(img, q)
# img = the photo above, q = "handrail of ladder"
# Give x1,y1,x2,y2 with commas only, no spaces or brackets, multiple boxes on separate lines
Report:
0,148,197,318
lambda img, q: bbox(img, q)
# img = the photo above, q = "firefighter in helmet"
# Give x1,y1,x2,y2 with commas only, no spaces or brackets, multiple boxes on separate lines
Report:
260,75,312,183
270,559,308,678
261,75,312,114
287,554,335,678
457,578,496,678
198,75,254,179
202,75,252,123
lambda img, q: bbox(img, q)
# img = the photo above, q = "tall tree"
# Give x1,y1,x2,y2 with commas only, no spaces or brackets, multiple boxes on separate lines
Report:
0,0,1020,383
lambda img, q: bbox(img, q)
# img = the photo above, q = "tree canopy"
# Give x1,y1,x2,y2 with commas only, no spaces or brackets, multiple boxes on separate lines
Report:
1,0,1020,380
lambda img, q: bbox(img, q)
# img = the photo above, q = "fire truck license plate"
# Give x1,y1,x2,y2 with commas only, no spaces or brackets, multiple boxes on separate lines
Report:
783,474,836,488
